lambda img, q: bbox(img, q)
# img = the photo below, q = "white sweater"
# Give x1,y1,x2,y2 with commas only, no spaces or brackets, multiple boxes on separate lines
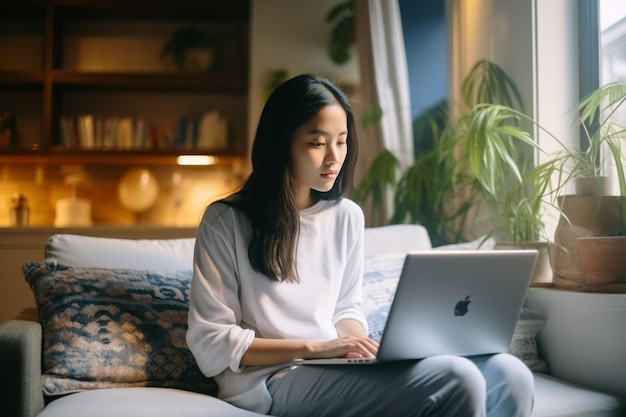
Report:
186,197,367,413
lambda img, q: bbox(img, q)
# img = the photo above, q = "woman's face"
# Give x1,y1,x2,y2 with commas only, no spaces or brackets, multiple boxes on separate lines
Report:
290,103,348,209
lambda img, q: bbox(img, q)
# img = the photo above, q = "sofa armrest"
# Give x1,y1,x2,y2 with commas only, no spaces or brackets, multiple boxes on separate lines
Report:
525,287,626,399
0,319,45,417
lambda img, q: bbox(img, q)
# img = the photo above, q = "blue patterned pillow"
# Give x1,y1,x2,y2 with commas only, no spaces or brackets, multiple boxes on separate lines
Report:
361,252,406,342
23,261,217,397
508,309,549,372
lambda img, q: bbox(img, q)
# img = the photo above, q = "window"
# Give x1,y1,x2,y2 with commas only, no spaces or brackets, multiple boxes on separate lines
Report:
601,0,626,86
599,0,626,193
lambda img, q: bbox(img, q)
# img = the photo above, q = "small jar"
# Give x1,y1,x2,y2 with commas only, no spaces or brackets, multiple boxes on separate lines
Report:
10,193,29,227
0,112,15,148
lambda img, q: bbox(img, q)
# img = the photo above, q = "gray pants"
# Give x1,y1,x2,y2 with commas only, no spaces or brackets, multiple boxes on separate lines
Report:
267,353,534,417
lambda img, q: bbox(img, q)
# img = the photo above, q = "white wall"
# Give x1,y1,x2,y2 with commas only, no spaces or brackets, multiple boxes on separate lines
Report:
248,0,360,149
447,0,534,116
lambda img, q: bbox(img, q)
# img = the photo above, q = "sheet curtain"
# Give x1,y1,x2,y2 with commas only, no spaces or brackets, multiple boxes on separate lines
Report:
355,0,414,225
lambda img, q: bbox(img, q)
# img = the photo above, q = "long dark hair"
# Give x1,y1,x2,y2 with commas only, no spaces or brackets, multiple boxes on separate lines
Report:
227,74,358,282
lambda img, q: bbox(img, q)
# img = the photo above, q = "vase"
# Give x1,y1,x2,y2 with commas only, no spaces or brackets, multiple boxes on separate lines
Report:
495,240,552,285
574,176,613,197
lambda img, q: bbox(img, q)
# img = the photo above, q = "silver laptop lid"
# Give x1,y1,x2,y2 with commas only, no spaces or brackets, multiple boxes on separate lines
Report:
377,250,537,361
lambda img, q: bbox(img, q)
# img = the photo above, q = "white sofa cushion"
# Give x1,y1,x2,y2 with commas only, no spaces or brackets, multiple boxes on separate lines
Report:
37,387,268,417
45,234,195,270
45,226,428,270
363,224,431,257
532,374,626,417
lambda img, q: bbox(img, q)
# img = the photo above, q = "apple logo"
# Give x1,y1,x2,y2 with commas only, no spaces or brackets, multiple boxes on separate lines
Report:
454,295,471,317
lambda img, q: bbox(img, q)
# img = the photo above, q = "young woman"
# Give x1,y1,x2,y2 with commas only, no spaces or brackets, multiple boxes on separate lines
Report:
187,74,534,417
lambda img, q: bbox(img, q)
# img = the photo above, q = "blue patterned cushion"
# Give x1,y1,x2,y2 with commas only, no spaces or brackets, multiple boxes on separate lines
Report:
361,252,406,342
23,261,217,397
508,309,549,372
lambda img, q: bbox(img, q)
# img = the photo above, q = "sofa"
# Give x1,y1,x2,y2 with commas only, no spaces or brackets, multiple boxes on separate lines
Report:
0,224,624,417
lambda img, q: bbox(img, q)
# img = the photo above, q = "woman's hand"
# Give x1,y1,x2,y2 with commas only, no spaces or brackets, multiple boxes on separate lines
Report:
240,335,379,367
304,336,379,359
240,319,377,366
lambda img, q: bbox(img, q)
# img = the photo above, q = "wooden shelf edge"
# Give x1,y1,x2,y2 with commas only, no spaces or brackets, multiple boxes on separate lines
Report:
0,151,247,166
0,70,46,85
51,71,247,93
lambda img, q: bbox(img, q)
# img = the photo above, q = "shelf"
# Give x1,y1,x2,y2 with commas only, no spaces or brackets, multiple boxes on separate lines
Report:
51,71,246,92
0,149,247,166
53,0,249,21
0,0,250,165
0,70,45,85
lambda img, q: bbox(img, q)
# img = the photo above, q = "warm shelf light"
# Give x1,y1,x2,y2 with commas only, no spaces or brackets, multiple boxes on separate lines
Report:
176,155,217,166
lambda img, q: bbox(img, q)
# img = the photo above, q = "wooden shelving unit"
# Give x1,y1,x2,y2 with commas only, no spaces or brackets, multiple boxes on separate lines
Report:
0,0,250,165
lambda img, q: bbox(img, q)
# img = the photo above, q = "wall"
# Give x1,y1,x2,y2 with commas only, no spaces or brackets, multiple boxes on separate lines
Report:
247,0,360,146
447,0,534,115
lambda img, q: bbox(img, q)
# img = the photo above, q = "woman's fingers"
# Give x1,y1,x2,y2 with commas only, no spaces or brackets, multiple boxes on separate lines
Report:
344,336,379,358
309,336,379,359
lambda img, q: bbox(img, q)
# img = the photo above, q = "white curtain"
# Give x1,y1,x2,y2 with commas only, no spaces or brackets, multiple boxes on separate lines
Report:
355,0,413,224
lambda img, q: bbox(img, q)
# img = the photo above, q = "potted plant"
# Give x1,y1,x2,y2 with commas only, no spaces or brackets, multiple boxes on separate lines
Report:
354,60,564,283
325,0,355,65
452,102,557,284
354,60,535,246
472,81,626,290
161,24,216,72
548,81,626,291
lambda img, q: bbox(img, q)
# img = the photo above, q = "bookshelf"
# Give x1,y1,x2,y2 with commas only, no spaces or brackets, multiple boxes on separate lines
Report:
0,0,250,166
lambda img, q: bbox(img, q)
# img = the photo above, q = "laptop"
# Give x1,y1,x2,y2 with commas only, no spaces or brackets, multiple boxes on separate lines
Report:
294,249,537,365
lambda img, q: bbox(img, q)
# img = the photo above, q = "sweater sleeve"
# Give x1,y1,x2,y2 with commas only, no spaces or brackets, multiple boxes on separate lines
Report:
332,201,369,333
186,207,255,378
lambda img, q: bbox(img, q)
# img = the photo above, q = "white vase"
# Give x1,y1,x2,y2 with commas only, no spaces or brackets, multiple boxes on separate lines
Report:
574,176,612,196
495,240,552,284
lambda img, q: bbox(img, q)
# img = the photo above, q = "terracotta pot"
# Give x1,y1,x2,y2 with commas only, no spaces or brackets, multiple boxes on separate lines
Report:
576,236,626,285
496,240,552,285
551,195,626,292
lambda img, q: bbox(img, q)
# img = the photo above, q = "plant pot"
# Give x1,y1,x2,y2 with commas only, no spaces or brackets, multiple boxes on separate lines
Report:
551,195,626,292
183,48,215,72
575,236,626,291
495,240,552,285
574,176,612,196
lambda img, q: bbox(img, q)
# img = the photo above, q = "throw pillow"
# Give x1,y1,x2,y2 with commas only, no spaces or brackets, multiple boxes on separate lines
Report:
23,261,217,397
508,309,549,372
361,252,406,342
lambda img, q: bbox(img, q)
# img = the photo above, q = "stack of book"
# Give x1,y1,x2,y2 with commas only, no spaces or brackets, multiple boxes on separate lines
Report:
59,111,229,151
